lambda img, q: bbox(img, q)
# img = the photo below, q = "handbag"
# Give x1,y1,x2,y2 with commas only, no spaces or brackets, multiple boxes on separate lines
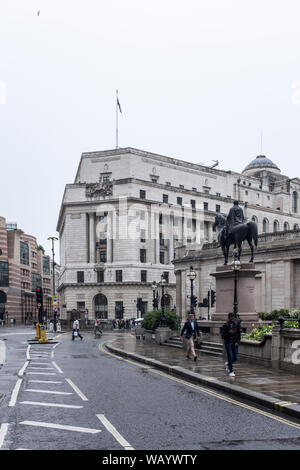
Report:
74,331,78,337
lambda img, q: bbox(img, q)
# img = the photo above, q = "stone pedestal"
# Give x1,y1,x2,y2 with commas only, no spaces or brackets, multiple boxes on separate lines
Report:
210,263,260,322
155,327,172,345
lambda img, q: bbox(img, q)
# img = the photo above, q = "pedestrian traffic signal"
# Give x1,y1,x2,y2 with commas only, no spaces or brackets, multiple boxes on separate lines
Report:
210,289,216,307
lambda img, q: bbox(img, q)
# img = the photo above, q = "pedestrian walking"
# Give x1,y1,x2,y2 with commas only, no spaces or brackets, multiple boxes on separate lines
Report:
180,313,200,362
221,312,241,377
72,318,83,341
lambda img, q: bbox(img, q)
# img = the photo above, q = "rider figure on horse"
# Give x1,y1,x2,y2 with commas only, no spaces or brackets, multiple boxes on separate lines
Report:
226,200,245,235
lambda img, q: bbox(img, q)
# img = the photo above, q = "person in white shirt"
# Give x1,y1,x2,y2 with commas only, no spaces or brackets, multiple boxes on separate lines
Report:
72,318,83,341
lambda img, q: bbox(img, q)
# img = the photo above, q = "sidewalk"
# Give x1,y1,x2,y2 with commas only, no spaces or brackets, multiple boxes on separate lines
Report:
105,333,300,420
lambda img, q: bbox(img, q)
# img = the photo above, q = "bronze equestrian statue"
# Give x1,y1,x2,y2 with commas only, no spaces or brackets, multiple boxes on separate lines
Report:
213,200,258,265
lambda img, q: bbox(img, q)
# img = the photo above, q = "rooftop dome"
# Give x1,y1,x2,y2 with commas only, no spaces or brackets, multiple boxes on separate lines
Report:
242,155,281,176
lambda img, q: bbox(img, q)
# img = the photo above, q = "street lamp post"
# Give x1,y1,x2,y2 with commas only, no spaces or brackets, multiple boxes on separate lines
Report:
159,274,168,327
230,251,241,318
152,281,157,310
187,266,196,316
48,236,58,330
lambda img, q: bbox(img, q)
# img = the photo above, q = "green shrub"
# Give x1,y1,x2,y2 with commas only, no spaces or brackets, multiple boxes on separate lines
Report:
243,325,273,341
141,310,178,331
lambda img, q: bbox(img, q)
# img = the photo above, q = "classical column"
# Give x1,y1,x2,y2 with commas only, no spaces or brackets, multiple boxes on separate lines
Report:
155,211,160,264
106,211,112,263
89,213,95,263
169,214,174,264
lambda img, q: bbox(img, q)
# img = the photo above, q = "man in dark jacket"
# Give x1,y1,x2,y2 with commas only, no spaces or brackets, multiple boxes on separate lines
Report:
221,312,241,377
180,313,201,362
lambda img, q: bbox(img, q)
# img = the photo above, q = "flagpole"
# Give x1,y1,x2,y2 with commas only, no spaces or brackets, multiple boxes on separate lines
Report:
116,89,119,149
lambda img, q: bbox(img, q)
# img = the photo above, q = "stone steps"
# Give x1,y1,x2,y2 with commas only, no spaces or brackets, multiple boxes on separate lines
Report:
162,337,224,356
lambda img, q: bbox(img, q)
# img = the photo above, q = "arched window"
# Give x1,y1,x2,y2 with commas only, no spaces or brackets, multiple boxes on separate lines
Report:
251,215,258,224
292,191,298,213
273,220,279,232
94,294,108,319
284,222,290,231
262,218,269,233
294,223,299,230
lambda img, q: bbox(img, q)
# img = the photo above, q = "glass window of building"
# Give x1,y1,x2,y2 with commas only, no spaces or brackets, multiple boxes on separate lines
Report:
160,251,165,264
43,256,50,275
20,241,29,265
116,270,123,282
177,197,182,206
204,202,208,210
97,270,104,283
140,249,146,263
140,190,146,199
163,194,168,204
77,271,84,283
31,272,42,292
0,262,9,287
141,270,147,282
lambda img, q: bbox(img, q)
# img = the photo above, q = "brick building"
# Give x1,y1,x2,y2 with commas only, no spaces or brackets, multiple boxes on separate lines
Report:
0,216,52,323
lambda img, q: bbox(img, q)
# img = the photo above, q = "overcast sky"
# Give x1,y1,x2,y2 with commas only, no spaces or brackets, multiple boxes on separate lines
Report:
1,0,300,259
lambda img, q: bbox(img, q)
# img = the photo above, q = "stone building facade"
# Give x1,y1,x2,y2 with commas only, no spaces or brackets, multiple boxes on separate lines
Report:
0,216,52,323
57,147,300,321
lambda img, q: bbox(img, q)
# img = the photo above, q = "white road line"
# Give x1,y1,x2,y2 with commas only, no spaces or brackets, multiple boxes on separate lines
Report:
18,361,29,377
26,345,31,360
20,402,82,409
65,378,88,401
0,340,6,365
20,421,101,434
8,378,22,407
28,367,54,370
26,372,57,376
29,362,50,365
51,343,60,358
28,380,62,384
52,362,63,374
0,423,9,449
96,415,134,450
24,389,72,395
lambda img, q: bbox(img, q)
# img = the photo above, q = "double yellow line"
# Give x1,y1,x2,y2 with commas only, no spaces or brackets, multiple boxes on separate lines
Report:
99,341,300,431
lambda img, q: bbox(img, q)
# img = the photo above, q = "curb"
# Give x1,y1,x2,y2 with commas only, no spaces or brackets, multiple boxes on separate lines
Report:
105,342,300,421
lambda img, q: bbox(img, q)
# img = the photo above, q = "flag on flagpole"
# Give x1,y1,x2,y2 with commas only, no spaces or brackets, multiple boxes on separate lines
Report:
116,90,122,114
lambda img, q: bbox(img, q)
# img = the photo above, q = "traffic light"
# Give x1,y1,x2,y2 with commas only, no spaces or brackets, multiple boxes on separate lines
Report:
210,289,216,307
36,288,43,305
191,295,198,308
202,298,208,308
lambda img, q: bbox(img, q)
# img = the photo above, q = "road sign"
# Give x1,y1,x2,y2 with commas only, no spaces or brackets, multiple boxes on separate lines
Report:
52,296,58,306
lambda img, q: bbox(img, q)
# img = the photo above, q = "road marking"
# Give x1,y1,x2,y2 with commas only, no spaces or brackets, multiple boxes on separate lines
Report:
100,342,300,431
26,372,57,376
20,401,82,409
26,345,31,360
52,362,63,374
24,389,72,395
96,414,134,450
18,361,29,377
65,378,88,401
51,343,60,358
29,380,63,384
8,378,22,407
0,423,9,449
20,421,101,434
28,367,54,370
0,340,6,365
29,362,50,365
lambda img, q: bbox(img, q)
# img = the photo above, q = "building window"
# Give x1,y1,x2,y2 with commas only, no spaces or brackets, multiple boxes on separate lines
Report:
166,181,171,186
179,184,184,189
116,270,123,282
159,232,164,246
0,262,9,287
292,191,298,213
43,256,50,275
163,272,169,283
192,187,197,192
177,197,182,206
262,218,269,233
77,302,85,312
160,251,165,264
100,251,107,262
216,192,221,197
20,242,29,265
31,272,42,292
77,271,84,283
102,176,110,182
140,229,146,243
273,220,279,232
284,222,290,231
140,249,146,263
97,270,104,283
141,270,147,282
216,204,221,213
140,190,146,199
163,194,168,204
191,199,196,209
151,177,158,183
204,202,208,211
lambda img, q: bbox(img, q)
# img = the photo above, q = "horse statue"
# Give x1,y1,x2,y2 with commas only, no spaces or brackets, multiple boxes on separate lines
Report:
212,213,258,265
